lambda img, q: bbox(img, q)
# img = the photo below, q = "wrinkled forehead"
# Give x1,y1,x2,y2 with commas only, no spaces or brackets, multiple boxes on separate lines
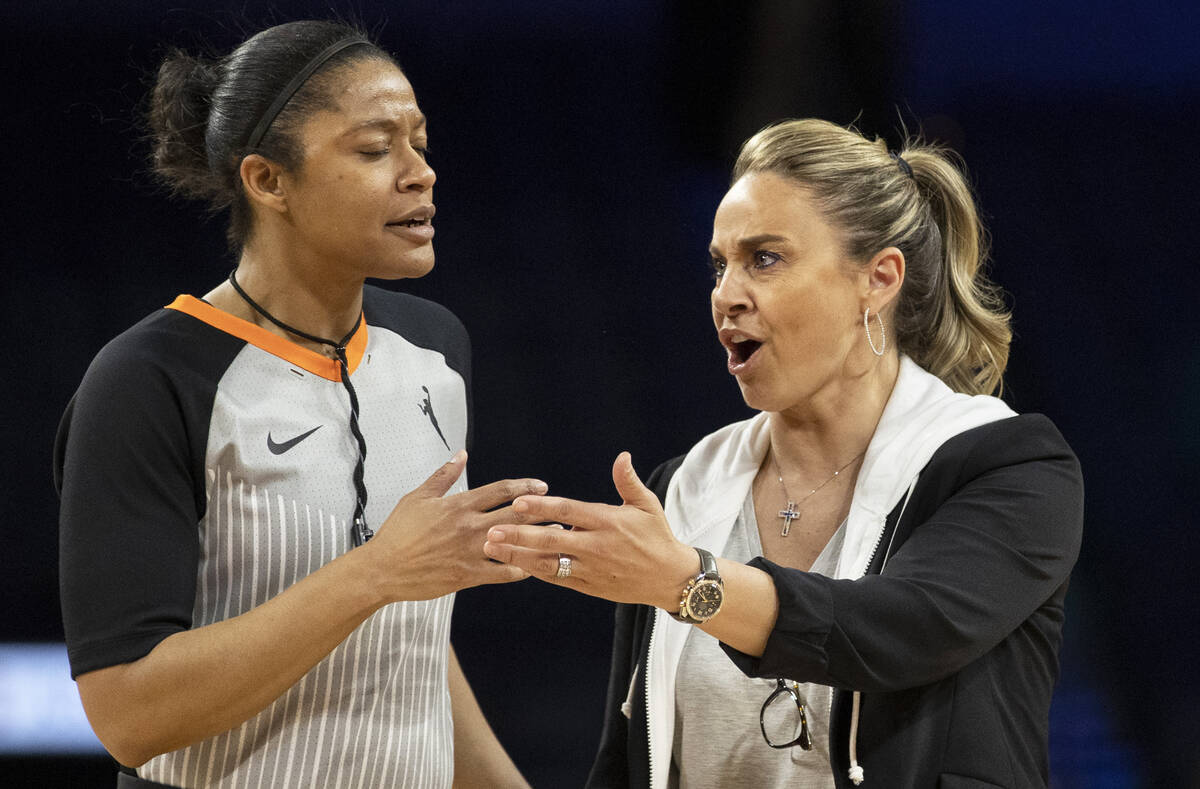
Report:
711,174,804,242
709,171,846,259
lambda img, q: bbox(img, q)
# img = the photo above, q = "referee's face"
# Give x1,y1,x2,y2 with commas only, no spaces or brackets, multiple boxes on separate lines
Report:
280,58,438,281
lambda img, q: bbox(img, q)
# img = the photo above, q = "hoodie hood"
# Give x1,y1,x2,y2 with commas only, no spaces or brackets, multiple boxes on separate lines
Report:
664,356,1015,577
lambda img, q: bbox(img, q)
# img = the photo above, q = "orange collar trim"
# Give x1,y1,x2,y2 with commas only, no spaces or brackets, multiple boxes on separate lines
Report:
166,295,368,381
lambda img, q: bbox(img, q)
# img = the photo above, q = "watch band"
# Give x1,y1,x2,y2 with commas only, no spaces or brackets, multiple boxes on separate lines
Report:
669,547,724,624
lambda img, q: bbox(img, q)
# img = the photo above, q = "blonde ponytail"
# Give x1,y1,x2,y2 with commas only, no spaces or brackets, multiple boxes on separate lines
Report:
900,147,1010,395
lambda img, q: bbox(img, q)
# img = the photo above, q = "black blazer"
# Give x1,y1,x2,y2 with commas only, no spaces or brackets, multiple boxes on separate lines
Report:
587,414,1084,789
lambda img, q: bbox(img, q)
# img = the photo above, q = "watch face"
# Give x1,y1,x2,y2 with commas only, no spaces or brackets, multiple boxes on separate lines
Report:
686,579,724,620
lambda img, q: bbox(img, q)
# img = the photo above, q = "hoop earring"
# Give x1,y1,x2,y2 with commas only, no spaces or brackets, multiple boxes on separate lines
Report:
864,308,886,356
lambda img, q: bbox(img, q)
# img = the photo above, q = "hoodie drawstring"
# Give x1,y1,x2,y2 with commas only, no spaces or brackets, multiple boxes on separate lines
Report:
847,691,865,784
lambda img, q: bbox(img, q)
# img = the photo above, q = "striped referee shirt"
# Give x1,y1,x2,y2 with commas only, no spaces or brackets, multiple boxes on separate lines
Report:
56,285,472,788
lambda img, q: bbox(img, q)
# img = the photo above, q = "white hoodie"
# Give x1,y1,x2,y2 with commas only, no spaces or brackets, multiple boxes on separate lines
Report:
641,357,1016,788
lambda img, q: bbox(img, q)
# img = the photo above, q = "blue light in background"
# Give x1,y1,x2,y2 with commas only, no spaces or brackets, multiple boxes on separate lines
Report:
903,0,1199,107
0,643,105,754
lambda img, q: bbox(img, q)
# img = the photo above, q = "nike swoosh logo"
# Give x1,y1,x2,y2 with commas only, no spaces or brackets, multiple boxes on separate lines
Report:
267,425,323,455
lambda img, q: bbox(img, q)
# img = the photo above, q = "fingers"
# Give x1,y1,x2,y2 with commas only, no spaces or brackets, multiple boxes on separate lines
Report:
474,560,531,586
611,451,657,509
485,523,570,554
508,494,615,530
463,477,549,512
475,503,553,530
485,524,584,586
483,541,575,584
499,455,658,528
414,450,468,498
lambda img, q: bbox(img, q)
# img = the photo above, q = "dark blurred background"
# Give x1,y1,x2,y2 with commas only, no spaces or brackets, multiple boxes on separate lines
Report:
2,0,1196,786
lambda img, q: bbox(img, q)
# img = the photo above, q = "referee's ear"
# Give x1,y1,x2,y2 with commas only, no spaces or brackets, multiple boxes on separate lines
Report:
239,153,289,216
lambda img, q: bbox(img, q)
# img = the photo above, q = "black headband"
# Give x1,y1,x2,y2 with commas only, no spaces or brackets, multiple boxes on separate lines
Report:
245,36,370,151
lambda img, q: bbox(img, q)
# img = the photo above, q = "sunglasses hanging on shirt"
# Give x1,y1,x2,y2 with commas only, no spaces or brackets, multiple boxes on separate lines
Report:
760,678,814,750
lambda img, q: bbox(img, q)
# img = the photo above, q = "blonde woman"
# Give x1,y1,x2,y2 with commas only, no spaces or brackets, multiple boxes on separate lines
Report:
485,119,1083,788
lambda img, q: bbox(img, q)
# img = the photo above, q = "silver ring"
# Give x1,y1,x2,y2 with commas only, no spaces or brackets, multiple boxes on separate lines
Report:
556,555,573,578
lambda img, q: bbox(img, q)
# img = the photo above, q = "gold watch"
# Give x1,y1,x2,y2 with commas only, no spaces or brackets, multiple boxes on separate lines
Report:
669,547,724,623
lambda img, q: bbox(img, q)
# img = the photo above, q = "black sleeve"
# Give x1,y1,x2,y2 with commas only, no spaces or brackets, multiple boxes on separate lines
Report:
721,415,1084,692
586,456,682,789
362,286,474,453
55,312,241,678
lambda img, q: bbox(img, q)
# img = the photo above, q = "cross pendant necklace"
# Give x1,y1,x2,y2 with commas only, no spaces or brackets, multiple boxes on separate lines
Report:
773,448,866,537
777,501,802,536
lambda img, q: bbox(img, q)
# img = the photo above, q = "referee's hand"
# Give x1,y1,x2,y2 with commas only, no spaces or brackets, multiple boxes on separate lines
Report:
364,450,546,601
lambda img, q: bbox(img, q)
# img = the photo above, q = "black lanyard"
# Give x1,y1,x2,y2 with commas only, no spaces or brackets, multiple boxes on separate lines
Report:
228,269,373,546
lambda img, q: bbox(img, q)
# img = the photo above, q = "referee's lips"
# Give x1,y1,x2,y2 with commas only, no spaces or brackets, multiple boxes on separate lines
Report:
385,205,436,243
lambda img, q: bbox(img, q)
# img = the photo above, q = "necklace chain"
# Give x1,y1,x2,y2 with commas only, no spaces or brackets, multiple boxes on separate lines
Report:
772,448,865,537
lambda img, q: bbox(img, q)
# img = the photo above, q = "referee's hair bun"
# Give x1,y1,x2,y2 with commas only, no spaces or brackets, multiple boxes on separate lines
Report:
149,49,224,202
143,21,389,248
